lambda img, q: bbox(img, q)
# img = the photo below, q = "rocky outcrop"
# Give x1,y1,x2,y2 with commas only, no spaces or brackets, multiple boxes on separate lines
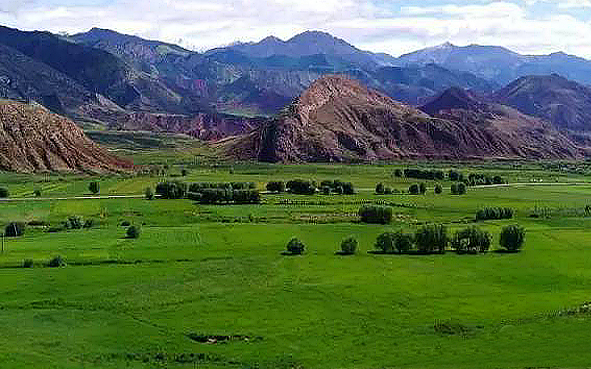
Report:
225,76,583,162
0,100,131,173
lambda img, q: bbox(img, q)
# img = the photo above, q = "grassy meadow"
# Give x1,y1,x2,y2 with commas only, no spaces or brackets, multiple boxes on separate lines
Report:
2,148,591,368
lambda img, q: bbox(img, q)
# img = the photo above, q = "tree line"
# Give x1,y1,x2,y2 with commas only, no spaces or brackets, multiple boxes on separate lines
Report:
267,179,355,195
154,181,260,204
393,168,506,186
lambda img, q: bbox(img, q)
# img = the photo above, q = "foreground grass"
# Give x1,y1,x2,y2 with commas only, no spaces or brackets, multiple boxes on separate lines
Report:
1,163,591,368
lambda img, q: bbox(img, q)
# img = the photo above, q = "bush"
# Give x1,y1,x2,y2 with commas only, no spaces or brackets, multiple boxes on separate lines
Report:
0,187,9,198
34,189,42,197
286,180,316,195
476,207,514,221
181,169,188,177
266,181,286,193
4,222,25,237
83,219,95,229
359,205,393,224
419,183,427,194
64,216,83,230
415,224,448,254
89,181,100,195
48,255,66,268
145,187,155,200
499,225,525,252
286,237,305,255
340,237,358,255
409,184,420,195
394,231,414,254
451,226,492,254
120,220,131,227
375,232,396,253
375,183,385,195
434,184,443,194
23,259,34,268
319,180,354,195
126,225,141,239
384,187,393,195
156,181,187,199
448,170,464,182
451,182,467,195
393,169,403,177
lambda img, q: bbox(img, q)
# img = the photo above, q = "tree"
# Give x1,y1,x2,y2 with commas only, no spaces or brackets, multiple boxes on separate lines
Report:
340,237,358,255
266,181,286,193
451,182,467,195
384,187,393,195
451,226,491,254
126,225,141,239
394,231,414,254
286,237,305,255
34,189,42,197
359,205,393,224
0,187,8,198
286,180,316,195
393,169,403,177
434,184,443,195
145,187,155,200
419,182,427,195
155,181,187,199
375,183,385,195
448,170,463,182
409,184,420,195
181,169,188,177
89,181,100,195
499,225,525,252
375,232,396,253
4,222,25,237
415,224,448,254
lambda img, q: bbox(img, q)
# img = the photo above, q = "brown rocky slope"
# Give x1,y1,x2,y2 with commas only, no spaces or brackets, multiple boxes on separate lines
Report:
0,100,131,173
224,75,582,162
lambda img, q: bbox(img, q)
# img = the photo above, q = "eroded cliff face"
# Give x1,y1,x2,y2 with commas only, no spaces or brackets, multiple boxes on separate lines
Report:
225,75,583,162
0,100,131,173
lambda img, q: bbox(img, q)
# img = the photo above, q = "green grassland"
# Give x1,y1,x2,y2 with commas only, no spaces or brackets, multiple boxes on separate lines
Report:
2,159,591,368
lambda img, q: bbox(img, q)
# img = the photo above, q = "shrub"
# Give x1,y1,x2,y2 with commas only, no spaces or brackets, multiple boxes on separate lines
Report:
434,184,443,194
286,180,316,195
181,169,188,177
89,181,100,195
286,237,305,255
359,205,393,224
319,180,354,195
476,207,514,221
451,182,467,195
48,255,66,268
83,219,95,229
451,226,492,254
393,169,403,177
384,187,393,195
419,183,427,194
23,259,34,268
155,181,187,199
499,225,525,252
375,183,385,195
375,232,396,253
340,237,358,255
415,224,448,254
126,225,141,239
145,187,155,200
120,220,131,227
321,186,331,195
4,222,25,237
0,187,9,198
64,216,83,230
34,189,42,197
448,170,464,182
394,231,414,254
409,184,420,195
266,181,286,193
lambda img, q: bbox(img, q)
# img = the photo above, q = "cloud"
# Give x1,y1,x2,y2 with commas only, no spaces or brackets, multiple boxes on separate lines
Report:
1,0,590,58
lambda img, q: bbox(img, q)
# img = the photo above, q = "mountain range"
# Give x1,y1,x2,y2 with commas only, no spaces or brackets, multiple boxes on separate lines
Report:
2,24,591,168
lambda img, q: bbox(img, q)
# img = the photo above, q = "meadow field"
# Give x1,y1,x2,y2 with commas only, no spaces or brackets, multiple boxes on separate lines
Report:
2,149,591,368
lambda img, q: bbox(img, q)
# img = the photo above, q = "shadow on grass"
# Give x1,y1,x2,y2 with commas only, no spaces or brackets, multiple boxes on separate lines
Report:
334,251,356,256
367,250,445,256
280,252,304,256
493,249,522,254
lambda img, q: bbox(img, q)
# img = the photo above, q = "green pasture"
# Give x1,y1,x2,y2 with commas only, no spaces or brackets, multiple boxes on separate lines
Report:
1,160,591,368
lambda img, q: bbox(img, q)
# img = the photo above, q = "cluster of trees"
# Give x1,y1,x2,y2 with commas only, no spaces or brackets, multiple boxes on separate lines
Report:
409,183,428,195
400,169,445,180
155,181,187,199
451,182,467,195
319,180,355,195
4,222,25,237
359,205,393,224
466,173,505,186
476,207,514,221
187,189,260,204
0,187,9,198
267,181,286,193
189,182,256,191
374,224,524,254
375,183,398,195
286,180,317,195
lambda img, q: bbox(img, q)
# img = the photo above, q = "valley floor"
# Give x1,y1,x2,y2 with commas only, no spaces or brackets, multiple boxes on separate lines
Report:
1,162,591,368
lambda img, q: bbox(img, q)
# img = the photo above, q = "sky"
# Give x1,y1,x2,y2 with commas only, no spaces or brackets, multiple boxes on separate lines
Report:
1,0,591,58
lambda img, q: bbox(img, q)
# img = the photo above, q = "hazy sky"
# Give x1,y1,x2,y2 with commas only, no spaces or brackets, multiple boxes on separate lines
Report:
1,0,591,57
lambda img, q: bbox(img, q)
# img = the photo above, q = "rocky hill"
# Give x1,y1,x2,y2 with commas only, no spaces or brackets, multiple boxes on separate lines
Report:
225,76,582,162
493,74,591,132
0,100,130,173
